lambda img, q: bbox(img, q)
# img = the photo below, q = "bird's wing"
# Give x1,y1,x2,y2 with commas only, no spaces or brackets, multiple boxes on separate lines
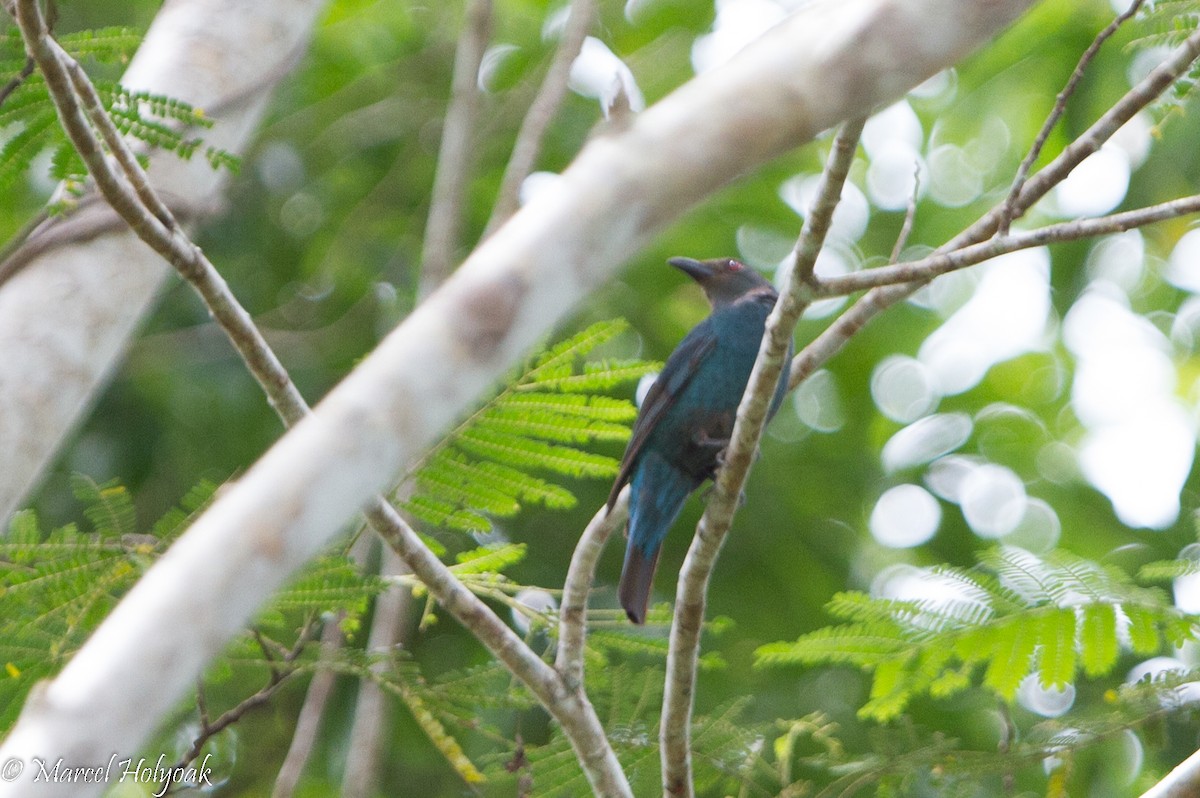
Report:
606,324,718,509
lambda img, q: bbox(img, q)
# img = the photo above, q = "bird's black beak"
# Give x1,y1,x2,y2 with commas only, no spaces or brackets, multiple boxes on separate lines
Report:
668,257,713,282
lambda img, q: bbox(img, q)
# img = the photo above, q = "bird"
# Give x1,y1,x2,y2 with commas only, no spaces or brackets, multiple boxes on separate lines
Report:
607,256,792,624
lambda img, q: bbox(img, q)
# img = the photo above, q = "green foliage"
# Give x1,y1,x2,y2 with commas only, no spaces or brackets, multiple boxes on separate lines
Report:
755,547,1197,722
399,319,657,535
0,25,238,205
0,476,211,730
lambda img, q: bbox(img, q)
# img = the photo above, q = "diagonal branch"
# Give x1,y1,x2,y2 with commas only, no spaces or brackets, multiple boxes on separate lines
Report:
816,193,1200,295
787,21,1200,392
0,2,1038,795
483,0,596,236
6,4,629,796
660,116,866,798
419,0,493,297
996,0,1146,234
555,487,628,691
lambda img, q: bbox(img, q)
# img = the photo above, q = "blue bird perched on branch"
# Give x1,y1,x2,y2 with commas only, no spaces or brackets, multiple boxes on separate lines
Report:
607,256,792,624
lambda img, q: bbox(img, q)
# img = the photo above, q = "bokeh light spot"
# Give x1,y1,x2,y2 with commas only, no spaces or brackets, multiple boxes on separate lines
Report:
869,484,941,548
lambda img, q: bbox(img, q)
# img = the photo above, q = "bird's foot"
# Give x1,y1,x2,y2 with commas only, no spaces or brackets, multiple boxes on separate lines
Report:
693,431,731,472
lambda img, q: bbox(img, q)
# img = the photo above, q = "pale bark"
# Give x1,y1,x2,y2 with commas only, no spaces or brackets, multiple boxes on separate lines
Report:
0,0,1036,793
0,0,327,524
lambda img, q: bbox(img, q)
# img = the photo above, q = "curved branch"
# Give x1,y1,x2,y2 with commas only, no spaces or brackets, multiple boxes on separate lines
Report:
556,487,628,691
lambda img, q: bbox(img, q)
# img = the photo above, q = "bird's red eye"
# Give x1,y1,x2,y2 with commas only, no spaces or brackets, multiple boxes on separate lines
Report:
727,259,743,272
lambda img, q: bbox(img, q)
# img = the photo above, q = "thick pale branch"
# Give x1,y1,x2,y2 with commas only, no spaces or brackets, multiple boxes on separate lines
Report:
0,0,325,523
660,117,865,798
0,0,1036,792
4,4,629,795
1142,747,1200,798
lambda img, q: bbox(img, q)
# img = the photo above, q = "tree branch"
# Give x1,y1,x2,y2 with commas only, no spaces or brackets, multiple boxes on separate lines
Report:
787,21,1200,392
556,487,628,691
661,116,866,797
418,0,493,297
816,193,1200,295
5,5,629,795
996,0,1146,234
1141,746,1200,798
271,621,344,798
362,499,631,796
0,0,326,524
0,2,1038,794
483,0,596,236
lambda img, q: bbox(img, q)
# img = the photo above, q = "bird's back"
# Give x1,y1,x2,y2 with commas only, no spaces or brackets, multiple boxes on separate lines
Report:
644,291,777,478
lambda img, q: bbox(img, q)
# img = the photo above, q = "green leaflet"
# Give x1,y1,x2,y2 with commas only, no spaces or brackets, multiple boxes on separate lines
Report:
756,546,1199,721
398,319,655,538
0,27,237,194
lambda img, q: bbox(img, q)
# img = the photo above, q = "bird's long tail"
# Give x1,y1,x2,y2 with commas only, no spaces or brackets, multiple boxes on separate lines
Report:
619,452,697,624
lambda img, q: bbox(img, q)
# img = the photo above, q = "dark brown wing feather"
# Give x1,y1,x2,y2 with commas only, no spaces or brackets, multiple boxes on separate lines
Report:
606,328,718,510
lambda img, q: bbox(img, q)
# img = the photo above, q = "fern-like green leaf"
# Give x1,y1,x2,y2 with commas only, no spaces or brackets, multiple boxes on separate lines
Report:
1038,607,1077,689
1139,558,1200,581
1124,604,1161,654
450,543,527,575
755,623,911,669
455,427,618,478
1078,603,1118,677
402,495,491,533
0,109,57,191
70,475,137,539
981,616,1038,699
58,27,142,62
498,391,638,422
757,547,1196,721
394,319,649,540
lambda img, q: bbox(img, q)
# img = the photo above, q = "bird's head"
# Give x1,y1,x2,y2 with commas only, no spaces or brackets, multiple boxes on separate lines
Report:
668,256,774,309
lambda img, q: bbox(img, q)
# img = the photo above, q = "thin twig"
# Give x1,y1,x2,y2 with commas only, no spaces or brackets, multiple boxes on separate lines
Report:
817,192,1200,295
0,55,34,109
15,4,631,794
660,117,865,798
555,487,628,691
362,499,631,797
272,620,345,798
996,0,1146,235
342,547,409,798
418,0,493,297
168,626,315,793
483,0,596,236
794,118,867,287
889,161,921,264
788,23,1200,393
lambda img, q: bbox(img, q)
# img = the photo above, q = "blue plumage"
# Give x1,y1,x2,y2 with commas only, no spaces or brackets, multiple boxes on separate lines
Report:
607,257,791,623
